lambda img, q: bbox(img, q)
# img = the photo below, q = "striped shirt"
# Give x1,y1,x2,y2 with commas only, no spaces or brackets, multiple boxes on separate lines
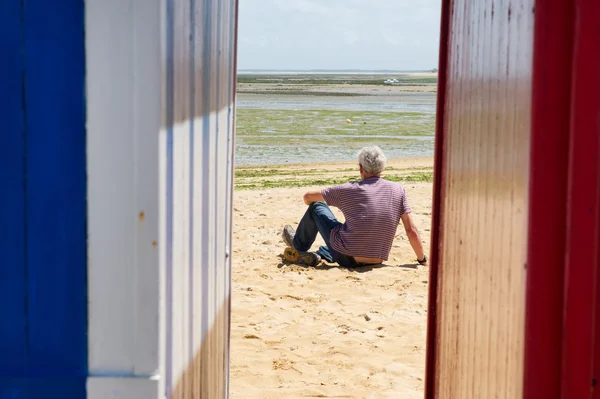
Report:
321,177,411,260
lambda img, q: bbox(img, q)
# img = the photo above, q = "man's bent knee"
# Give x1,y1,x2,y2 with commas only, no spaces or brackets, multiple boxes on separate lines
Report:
309,201,327,209
309,201,327,214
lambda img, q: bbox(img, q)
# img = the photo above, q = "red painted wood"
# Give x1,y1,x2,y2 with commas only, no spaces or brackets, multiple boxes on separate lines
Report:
424,0,451,397
523,0,575,396
430,0,534,396
428,0,600,397
595,203,600,397
561,1,600,397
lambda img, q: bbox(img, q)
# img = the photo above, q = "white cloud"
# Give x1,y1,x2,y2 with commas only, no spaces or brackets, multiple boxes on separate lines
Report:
238,0,442,70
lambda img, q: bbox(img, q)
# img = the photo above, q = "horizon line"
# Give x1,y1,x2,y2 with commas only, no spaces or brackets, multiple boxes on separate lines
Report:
237,68,437,71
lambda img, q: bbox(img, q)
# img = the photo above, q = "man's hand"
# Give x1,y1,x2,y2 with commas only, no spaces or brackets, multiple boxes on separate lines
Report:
303,191,325,205
400,212,427,264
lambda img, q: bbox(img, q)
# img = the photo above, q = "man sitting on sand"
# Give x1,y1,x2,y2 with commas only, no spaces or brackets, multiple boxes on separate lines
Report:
282,145,427,267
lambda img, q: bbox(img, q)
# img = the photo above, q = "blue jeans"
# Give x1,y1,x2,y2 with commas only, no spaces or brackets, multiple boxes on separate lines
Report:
292,202,358,268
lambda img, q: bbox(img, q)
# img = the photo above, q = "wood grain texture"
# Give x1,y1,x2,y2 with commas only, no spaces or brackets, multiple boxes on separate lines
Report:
432,0,534,397
160,0,237,397
425,0,451,395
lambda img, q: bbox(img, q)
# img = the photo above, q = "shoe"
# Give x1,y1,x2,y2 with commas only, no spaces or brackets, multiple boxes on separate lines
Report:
282,225,296,249
283,247,321,267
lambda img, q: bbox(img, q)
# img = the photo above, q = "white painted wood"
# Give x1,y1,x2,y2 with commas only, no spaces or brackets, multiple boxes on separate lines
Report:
156,0,237,397
86,0,160,378
191,113,206,378
157,124,168,398
171,121,191,384
157,0,168,396
131,0,162,375
87,377,159,399
86,0,237,392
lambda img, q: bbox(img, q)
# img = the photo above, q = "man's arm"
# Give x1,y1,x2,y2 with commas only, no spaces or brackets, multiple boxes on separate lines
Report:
303,190,325,205
400,212,427,264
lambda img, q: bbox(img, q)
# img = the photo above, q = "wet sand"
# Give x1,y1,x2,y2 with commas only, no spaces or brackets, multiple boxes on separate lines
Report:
236,72,438,96
237,82,437,95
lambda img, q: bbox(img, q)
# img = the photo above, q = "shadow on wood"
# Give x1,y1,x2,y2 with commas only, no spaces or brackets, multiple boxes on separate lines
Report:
168,297,230,399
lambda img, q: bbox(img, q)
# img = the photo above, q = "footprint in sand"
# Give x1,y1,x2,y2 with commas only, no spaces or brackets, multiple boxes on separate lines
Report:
272,358,301,373
336,324,351,334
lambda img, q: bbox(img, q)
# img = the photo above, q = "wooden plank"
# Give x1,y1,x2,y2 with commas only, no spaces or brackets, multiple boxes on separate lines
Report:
85,0,161,377
432,0,534,397
171,0,193,392
191,3,207,398
130,0,162,375
85,0,136,372
523,0,575,396
424,0,451,394
0,0,27,375
560,0,600,396
23,0,88,377
595,204,600,399
160,0,237,397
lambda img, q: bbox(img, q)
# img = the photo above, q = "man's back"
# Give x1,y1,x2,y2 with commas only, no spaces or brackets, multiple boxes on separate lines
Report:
322,177,411,260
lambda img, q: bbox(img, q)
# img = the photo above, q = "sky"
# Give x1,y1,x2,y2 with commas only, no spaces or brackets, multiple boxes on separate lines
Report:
237,0,442,71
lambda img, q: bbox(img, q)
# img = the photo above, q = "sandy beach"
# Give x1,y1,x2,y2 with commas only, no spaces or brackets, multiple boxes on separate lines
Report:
230,158,433,398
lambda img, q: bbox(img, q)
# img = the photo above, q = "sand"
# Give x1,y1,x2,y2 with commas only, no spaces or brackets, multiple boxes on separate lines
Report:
230,158,433,398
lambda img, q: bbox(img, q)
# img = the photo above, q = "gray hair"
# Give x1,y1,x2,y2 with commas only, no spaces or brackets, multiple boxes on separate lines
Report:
357,145,387,174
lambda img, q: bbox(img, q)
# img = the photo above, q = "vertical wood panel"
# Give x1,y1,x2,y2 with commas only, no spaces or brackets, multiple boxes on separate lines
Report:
1,1,88,396
561,0,600,396
160,0,238,397
131,0,162,375
86,0,135,372
24,0,87,378
523,0,575,396
424,0,450,395
595,203,600,399
190,3,206,397
172,0,192,392
85,0,161,384
433,0,534,397
0,0,27,375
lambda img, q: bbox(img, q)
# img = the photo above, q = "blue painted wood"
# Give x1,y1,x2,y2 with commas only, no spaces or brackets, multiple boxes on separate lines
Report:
23,0,87,375
0,377,86,398
0,0,27,375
